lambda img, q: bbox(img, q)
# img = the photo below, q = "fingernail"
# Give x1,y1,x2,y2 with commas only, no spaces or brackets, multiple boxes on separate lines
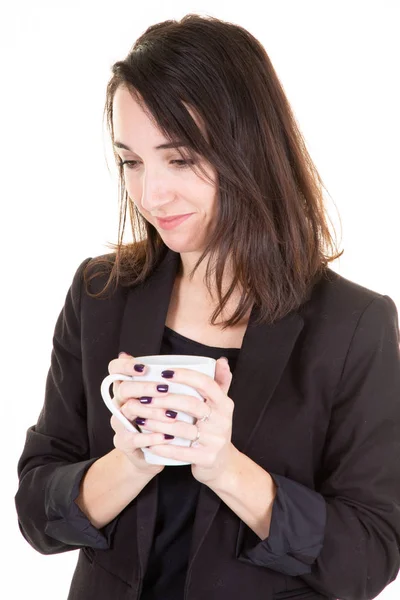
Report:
157,384,169,393
135,417,146,426
139,397,152,404
165,410,177,419
119,351,129,358
219,356,229,364
161,370,174,378
134,363,145,373
164,434,174,439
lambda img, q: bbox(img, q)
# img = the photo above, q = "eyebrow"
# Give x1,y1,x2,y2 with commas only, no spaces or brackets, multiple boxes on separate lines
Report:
113,140,188,152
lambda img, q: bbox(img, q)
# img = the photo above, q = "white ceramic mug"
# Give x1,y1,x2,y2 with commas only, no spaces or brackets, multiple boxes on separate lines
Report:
100,355,216,466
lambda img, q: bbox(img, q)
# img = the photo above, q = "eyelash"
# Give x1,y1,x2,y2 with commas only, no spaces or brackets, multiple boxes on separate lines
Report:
118,159,194,170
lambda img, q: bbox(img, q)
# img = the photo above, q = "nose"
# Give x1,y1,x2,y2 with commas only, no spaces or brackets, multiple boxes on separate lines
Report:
139,167,176,214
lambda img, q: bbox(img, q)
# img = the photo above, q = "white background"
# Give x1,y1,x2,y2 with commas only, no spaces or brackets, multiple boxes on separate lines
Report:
2,1,399,598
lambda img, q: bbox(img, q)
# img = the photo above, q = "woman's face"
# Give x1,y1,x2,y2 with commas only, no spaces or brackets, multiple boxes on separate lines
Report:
112,86,218,254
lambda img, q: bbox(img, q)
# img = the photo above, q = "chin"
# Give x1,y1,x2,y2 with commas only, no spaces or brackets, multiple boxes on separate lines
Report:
160,237,200,253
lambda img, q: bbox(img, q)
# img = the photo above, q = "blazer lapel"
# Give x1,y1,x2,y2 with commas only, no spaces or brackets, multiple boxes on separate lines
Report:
118,247,304,576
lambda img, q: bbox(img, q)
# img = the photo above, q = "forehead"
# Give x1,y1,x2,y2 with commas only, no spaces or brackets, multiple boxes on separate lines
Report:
112,85,207,141
112,87,157,135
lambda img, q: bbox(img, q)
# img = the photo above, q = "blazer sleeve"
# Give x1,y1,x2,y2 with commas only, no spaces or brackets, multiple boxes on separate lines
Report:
14,257,118,554
236,294,400,600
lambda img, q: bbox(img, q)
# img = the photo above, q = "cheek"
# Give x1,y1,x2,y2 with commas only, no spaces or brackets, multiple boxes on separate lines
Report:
126,194,145,219
124,182,143,212
124,177,139,198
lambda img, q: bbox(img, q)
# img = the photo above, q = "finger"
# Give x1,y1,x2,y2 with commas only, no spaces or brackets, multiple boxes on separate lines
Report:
112,379,120,401
160,367,226,407
128,417,197,441
120,395,205,421
110,415,174,447
118,379,170,405
109,355,148,400
110,413,137,434
120,399,179,423
108,356,148,376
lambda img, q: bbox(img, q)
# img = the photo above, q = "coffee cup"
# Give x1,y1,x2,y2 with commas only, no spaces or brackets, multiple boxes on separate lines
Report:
100,355,216,466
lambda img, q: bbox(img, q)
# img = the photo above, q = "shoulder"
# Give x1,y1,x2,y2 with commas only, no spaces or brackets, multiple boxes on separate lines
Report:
297,268,399,376
73,243,153,302
64,253,118,306
302,267,397,324
82,252,117,287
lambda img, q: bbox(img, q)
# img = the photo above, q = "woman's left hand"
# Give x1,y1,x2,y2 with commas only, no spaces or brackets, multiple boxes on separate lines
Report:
122,356,238,486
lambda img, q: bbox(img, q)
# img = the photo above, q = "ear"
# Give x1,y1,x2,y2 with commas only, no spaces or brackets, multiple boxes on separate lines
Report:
214,357,233,395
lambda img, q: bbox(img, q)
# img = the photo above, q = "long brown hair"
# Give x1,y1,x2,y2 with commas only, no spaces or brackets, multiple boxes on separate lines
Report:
84,13,343,330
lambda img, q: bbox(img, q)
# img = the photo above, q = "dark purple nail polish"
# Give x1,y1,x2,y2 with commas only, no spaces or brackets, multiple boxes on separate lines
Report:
135,417,146,425
134,363,145,372
165,410,177,419
161,370,174,378
157,384,169,393
139,397,152,404
164,434,174,439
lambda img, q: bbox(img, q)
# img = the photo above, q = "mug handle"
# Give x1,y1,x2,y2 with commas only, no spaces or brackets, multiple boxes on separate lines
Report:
100,373,140,433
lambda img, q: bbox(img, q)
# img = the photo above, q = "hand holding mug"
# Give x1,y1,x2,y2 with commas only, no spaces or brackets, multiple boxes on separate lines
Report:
108,353,174,475
102,353,217,466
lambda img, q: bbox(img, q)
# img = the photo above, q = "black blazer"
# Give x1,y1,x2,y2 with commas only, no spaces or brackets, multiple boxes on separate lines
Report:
15,248,400,600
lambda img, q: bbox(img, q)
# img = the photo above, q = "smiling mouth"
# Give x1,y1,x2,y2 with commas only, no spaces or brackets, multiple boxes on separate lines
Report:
156,213,193,222
155,213,194,229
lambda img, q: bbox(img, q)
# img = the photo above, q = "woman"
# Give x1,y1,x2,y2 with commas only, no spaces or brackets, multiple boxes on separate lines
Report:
15,13,400,600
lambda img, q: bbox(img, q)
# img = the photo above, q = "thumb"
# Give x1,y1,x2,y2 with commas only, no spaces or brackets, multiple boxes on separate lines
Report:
214,356,232,395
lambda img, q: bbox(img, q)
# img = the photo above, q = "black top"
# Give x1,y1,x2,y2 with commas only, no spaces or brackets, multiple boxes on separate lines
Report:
139,326,241,600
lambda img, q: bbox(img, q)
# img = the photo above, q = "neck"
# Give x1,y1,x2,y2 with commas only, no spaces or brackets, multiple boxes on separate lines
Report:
176,256,251,326
177,252,237,294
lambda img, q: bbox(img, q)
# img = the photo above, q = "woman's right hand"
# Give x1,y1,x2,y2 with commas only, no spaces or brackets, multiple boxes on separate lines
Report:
108,352,170,476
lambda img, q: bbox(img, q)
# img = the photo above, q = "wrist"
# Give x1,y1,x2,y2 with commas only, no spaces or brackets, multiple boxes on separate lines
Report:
207,445,243,493
118,449,164,478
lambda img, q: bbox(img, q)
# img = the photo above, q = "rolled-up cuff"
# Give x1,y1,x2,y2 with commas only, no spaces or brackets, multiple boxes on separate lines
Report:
44,459,119,549
235,473,326,576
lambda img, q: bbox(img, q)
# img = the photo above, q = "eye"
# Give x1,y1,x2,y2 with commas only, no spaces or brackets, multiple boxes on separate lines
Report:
172,159,195,168
118,159,194,170
118,160,137,170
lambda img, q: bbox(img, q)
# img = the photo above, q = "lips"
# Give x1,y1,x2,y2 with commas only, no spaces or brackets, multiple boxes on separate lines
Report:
156,213,194,230
156,213,192,222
